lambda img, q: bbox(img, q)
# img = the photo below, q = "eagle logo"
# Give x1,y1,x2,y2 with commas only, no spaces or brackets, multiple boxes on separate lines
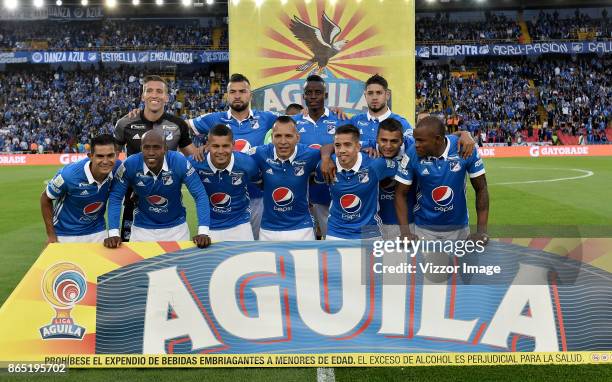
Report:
290,12,349,72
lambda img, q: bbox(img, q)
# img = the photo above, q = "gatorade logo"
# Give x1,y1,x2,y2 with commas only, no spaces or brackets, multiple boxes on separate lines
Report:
234,139,251,153
147,195,169,208
340,194,362,214
432,186,454,212
210,192,231,210
272,187,294,207
82,201,104,216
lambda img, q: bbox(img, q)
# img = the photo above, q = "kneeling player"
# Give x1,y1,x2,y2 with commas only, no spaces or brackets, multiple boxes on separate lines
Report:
105,130,212,248
189,124,260,241
40,134,119,243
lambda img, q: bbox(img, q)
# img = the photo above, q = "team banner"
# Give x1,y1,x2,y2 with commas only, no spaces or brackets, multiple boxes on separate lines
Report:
0,6,103,20
229,0,416,121
0,240,611,367
416,41,612,58
8,51,228,65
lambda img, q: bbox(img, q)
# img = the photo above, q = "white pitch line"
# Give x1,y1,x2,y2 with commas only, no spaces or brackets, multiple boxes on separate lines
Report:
493,167,594,186
317,367,336,382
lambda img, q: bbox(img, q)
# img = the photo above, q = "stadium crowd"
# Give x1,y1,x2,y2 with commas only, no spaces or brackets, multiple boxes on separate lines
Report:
0,68,227,153
0,20,225,50
417,12,521,43
527,9,610,41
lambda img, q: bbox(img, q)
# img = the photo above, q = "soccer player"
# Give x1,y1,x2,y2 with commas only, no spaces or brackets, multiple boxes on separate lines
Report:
315,125,398,240
350,74,413,142
40,134,119,243
188,73,278,239
105,130,211,248
292,75,351,238
114,75,197,242
362,119,477,239
394,116,489,242
188,124,260,241
250,116,328,241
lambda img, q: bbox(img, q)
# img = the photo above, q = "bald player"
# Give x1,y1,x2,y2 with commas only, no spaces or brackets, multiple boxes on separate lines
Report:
105,130,212,248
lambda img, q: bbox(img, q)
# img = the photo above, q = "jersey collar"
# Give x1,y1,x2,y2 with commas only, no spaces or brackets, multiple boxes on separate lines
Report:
207,152,235,173
227,109,254,123
143,156,169,177
336,152,363,173
367,107,392,122
304,107,330,124
428,137,451,160
140,109,166,124
84,159,113,186
273,145,298,163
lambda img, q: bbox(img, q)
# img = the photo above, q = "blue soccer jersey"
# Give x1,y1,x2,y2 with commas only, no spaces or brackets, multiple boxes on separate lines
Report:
394,135,486,229
315,153,398,239
190,109,278,199
350,109,413,143
108,151,210,234
188,152,260,230
293,108,350,206
250,143,320,231
45,158,121,236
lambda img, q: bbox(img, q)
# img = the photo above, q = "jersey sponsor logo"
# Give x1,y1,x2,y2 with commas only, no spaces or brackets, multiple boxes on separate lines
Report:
308,144,322,150
131,124,146,130
449,161,461,172
379,179,396,200
298,127,306,133
234,139,252,153
340,194,362,214
80,201,104,221
133,134,141,140
272,187,294,208
266,168,273,175
210,192,232,213
147,195,169,213
422,168,430,175
136,181,145,187
80,190,89,196
162,125,178,131
431,185,454,212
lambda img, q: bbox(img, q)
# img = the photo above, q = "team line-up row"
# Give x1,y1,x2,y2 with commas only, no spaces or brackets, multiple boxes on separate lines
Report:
41,73,489,247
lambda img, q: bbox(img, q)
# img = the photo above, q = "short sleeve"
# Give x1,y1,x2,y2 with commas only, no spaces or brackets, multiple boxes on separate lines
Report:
190,113,215,135
394,154,414,185
467,148,486,178
46,170,67,200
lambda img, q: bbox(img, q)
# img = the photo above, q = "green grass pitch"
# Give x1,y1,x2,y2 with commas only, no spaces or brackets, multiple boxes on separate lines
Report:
1,156,611,381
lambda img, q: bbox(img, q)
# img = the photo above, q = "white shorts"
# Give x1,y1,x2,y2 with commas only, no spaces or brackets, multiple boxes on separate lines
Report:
209,222,254,242
326,235,383,241
130,222,190,242
414,226,470,240
249,197,263,240
382,224,416,240
310,203,329,237
259,227,315,241
57,230,107,243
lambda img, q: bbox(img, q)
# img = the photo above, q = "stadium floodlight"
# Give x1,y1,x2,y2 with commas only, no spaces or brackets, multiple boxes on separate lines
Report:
55,0,61,5
4,0,18,10
182,0,192,6
33,0,44,8
206,0,213,4
81,0,88,5
106,0,116,7
155,0,163,5
132,0,139,5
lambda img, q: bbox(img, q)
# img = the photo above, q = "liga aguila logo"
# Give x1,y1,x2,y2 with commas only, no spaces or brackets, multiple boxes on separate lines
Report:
40,262,87,340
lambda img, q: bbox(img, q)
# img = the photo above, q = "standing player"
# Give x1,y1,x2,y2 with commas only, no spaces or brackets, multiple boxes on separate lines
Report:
40,134,119,243
188,73,278,239
350,74,413,142
315,125,398,240
394,116,489,242
285,103,304,116
250,116,329,241
292,75,351,238
105,131,211,248
114,75,197,242
188,125,260,241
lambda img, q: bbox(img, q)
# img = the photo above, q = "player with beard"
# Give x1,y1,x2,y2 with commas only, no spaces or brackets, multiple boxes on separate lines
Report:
188,73,278,239
350,74,412,143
